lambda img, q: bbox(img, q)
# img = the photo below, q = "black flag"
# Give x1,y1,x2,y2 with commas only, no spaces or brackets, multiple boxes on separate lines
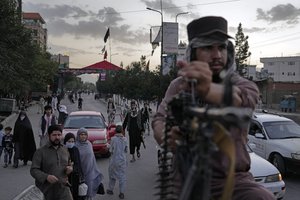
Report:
104,28,110,43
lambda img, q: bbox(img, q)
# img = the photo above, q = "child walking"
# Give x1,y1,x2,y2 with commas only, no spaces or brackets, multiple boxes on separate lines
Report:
106,125,128,199
2,126,13,168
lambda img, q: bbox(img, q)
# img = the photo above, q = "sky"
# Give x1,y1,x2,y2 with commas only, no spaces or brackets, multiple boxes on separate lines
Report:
22,0,300,83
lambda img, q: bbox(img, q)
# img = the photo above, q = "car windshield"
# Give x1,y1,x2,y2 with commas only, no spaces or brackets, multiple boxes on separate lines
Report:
64,115,106,129
263,121,300,139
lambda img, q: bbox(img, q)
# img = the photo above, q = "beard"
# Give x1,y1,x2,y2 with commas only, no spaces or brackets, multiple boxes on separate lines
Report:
50,139,61,146
209,60,225,83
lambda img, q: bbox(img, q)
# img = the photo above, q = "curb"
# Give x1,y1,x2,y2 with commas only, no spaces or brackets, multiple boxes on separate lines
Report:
13,185,44,200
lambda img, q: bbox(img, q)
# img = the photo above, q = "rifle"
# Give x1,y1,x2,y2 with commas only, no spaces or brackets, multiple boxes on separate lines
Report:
156,80,253,200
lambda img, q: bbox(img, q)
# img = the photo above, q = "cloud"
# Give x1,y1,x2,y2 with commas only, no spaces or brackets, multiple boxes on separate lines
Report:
229,26,266,34
23,2,149,44
141,0,189,18
256,3,300,24
22,2,89,20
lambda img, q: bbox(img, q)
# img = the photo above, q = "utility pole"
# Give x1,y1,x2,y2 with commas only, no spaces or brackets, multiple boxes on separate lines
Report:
147,0,164,105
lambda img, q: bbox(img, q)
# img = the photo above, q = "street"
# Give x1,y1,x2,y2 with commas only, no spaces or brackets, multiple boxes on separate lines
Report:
1,94,300,200
0,94,158,200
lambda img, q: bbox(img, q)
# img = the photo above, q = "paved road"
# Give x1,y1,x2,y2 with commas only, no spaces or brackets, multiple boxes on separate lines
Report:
1,94,159,200
2,95,300,200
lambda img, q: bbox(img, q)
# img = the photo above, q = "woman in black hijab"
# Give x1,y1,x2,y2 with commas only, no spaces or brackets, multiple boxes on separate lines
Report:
13,110,36,168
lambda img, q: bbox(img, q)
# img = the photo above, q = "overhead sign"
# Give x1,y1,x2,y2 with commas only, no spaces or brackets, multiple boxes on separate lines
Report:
162,22,178,54
100,72,106,81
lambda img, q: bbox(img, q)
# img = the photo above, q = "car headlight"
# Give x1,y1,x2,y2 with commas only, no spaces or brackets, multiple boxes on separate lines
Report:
93,139,107,144
265,173,282,183
291,153,300,160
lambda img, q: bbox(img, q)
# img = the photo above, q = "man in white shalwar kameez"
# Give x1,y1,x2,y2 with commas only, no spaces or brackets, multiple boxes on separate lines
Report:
106,125,128,199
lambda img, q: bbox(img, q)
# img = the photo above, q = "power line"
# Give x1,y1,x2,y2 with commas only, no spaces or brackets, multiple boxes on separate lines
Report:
71,0,241,17
251,31,300,46
251,35,300,48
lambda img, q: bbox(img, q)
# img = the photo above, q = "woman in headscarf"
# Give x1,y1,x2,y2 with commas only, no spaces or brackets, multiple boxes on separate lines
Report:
64,132,84,200
76,128,104,200
13,110,36,168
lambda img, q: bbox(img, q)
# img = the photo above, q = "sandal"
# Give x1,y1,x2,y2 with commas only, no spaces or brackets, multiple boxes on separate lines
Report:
130,158,136,162
119,193,125,199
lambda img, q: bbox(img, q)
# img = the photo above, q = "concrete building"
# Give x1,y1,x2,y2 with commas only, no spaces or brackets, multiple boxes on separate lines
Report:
51,54,70,69
260,56,300,83
257,56,300,111
22,12,47,51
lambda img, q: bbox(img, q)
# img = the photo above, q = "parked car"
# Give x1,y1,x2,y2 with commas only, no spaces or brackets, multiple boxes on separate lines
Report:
248,144,286,200
248,112,300,176
62,111,110,157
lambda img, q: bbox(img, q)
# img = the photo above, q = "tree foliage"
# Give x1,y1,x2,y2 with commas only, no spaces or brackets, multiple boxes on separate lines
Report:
96,56,177,101
235,23,251,77
0,0,58,97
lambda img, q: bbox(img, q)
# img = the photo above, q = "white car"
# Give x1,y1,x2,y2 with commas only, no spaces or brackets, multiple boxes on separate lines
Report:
248,144,286,200
248,112,300,176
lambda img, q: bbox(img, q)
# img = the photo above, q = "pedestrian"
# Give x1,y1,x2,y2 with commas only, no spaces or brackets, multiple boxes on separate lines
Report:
64,132,84,200
37,95,45,114
107,98,116,124
121,98,129,118
122,100,144,162
51,93,58,111
0,124,4,163
39,105,57,147
141,102,152,135
76,128,104,200
2,126,13,168
30,125,73,200
12,110,36,168
106,125,128,199
152,16,275,200
58,105,68,125
78,96,83,110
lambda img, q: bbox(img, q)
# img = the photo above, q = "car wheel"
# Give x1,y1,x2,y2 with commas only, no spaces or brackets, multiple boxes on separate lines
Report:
272,154,286,176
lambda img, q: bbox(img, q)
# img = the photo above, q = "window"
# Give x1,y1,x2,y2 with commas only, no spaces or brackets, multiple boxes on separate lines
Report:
288,62,295,65
268,62,274,66
249,122,263,137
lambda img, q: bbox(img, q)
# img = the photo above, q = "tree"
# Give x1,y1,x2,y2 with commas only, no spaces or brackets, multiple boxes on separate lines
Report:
235,23,251,77
0,0,58,97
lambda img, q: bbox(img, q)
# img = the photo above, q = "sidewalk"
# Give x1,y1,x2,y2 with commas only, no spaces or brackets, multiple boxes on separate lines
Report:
0,103,45,200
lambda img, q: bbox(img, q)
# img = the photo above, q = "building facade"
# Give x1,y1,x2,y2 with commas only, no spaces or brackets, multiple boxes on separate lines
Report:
22,12,47,51
257,56,300,111
260,56,300,82
51,54,70,69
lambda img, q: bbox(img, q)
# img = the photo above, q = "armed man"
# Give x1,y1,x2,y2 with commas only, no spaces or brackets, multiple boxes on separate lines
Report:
152,16,275,200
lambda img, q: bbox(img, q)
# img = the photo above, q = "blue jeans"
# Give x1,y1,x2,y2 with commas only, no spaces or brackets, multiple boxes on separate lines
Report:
3,148,12,164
